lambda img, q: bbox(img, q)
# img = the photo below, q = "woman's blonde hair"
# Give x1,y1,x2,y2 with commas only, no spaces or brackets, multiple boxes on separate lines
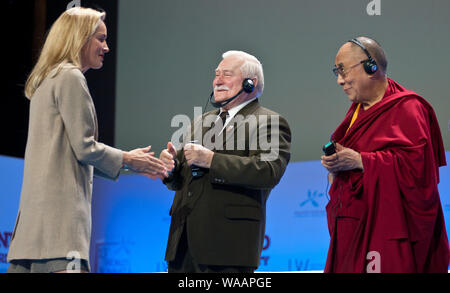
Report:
24,7,106,99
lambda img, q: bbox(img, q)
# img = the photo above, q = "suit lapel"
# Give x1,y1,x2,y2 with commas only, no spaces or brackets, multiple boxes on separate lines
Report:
185,109,219,146
223,99,261,147
197,100,261,151
203,109,220,136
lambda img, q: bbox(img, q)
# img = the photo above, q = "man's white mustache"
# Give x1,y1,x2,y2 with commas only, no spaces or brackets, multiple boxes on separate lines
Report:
214,85,230,91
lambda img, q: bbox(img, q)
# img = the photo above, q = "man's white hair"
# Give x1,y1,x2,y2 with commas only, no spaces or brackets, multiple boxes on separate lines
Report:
222,50,265,97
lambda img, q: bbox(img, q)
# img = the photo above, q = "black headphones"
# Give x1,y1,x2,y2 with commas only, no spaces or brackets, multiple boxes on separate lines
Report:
208,78,255,109
242,78,256,94
348,38,378,75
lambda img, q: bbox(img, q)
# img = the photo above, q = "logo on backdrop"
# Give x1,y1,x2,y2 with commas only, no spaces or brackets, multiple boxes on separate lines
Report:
0,232,12,265
260,235,271,267
294,189,327,218
287,258,311,271
93,235,271,272
95,239,134,273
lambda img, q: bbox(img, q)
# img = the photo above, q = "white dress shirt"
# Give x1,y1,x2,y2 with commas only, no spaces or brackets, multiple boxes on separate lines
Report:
218,98,257,135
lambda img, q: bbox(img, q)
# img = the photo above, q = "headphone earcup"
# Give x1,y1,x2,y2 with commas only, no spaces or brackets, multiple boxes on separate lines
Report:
242,78,255,93
348,39,378,75
364,59,378,74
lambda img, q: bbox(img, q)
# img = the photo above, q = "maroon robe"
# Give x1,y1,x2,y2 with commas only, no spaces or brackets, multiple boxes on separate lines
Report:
325,78,449,273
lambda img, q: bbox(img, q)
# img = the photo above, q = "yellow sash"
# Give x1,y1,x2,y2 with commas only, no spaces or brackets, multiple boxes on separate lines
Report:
346,103,361,135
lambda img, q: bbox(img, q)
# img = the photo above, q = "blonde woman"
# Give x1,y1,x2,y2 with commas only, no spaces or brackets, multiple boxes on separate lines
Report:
6,7,171,273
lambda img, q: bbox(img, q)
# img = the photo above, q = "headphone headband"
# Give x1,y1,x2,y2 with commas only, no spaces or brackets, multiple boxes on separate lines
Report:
348,39,373,61
348,38,378,74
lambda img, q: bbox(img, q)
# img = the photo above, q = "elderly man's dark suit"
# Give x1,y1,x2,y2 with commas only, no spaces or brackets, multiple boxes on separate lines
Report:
163,99,291,270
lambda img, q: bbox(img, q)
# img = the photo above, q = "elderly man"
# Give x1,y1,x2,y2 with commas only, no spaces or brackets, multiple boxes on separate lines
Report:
321,37,449,273
160,50,291,273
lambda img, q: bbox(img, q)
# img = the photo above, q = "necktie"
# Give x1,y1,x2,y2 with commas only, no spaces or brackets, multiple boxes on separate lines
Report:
211,111,229,144
219,110,229,128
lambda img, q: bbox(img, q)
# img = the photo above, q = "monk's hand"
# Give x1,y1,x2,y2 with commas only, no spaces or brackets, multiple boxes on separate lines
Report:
184,143,214,169
321,143,364,173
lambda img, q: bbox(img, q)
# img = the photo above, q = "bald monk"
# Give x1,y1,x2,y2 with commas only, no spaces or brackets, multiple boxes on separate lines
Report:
321,37,449,273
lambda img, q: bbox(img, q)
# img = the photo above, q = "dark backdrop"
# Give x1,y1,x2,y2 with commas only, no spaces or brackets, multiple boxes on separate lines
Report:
1,0,118,158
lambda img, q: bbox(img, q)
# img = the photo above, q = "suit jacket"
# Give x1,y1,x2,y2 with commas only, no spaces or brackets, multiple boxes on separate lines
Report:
7,65,123,266
164,99,291,268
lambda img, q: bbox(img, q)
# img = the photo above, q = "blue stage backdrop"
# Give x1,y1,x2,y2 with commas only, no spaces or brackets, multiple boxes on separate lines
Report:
1,153,450,273
0,156,24,272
